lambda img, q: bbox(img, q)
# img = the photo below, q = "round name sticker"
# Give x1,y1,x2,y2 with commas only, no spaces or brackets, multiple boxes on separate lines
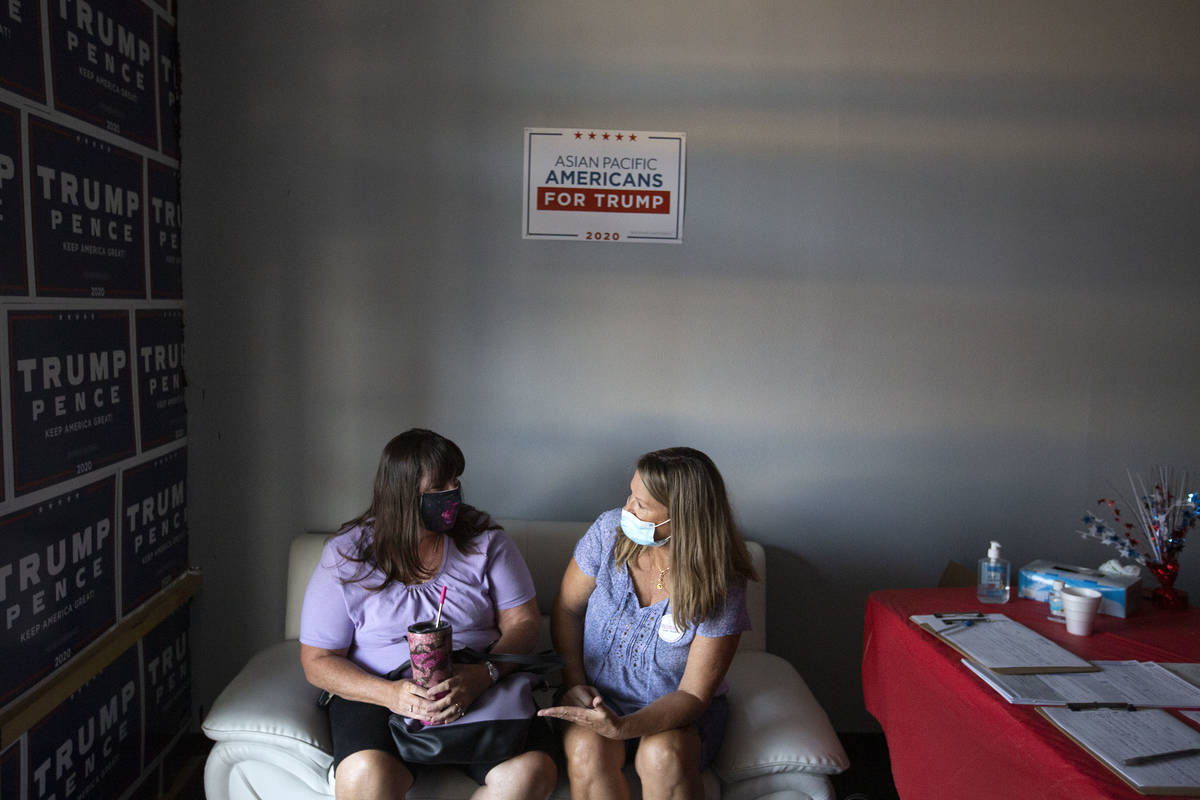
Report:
658,612,684,643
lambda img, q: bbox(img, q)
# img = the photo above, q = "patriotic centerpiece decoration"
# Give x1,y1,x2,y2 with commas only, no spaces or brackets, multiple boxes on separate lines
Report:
1079,467,1197,607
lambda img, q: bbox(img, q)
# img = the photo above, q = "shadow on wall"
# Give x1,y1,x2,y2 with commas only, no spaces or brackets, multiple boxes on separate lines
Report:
179,0,1200,740
760,544,846,651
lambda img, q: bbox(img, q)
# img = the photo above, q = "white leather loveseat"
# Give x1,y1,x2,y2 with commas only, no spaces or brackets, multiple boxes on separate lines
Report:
202,521,848,799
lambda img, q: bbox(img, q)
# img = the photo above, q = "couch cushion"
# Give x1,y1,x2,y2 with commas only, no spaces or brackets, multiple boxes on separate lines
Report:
283,527,768,651
716,651,848,779
285,534,334,639
202,640,334,763
497,519,588,616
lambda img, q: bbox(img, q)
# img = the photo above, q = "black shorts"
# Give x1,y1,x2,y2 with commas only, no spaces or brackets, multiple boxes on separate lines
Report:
327,695,558,786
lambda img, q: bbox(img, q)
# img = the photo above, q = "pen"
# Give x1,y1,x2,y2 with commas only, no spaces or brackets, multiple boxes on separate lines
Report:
1120,747,1200,766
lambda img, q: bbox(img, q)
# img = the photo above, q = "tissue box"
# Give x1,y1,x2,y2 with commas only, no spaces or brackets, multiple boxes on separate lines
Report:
1018,560,1142,618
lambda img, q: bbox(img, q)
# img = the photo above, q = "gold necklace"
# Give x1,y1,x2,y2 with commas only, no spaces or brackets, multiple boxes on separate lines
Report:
650,551,671,590
656,565,671,590
644,548,671,591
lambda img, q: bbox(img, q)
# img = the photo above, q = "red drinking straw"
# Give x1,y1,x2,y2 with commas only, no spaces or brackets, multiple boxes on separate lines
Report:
435,586,447,627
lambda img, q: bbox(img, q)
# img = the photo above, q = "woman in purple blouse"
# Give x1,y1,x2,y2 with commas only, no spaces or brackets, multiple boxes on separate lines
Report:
539,447,758,799
299,429,557,800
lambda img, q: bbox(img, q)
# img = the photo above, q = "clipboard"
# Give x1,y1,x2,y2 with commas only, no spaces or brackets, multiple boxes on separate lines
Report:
911,613,1098,674
962,660,1200,707
1037,706,1200,795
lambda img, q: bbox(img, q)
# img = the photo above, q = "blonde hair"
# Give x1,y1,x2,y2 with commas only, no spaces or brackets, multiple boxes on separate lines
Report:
614,447,757,631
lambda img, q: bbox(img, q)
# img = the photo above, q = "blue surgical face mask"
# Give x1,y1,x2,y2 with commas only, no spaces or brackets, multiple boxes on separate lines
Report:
620,508,671,547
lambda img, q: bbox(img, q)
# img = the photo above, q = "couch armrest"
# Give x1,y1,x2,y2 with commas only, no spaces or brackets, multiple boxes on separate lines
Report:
716,651,848,781
202,639,334,768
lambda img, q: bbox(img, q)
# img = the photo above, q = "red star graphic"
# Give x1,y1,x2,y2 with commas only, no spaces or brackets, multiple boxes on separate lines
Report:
574,131,582,139
616,133,624,141
602,132,610,140
588,131,596,140
629,134,637,141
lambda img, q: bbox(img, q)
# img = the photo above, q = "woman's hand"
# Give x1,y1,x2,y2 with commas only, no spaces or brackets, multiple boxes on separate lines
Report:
419,663,493,725
537,691,625,739
559,683,602,708
388,677,452,720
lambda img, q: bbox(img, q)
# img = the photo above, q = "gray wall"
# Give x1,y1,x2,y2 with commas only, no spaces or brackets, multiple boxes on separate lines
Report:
180,1,1200,731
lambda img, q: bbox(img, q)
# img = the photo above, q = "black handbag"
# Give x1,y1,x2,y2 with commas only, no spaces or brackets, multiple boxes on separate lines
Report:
385,648,562,766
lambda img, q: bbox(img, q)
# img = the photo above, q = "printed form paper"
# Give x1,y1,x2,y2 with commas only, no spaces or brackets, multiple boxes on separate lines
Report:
1165,664,1200,690
1041,706,1200,793
964,660,1200,707
911,614,1093,672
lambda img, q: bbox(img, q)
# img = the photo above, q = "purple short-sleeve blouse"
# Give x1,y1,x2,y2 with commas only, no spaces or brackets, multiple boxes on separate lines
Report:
574,508,751,716
299,524,536,676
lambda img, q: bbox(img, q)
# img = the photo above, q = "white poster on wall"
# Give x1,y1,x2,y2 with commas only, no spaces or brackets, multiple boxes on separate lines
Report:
523,127,686,243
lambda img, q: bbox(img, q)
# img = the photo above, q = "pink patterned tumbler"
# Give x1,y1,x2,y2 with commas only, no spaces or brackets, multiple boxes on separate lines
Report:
407,621,452,725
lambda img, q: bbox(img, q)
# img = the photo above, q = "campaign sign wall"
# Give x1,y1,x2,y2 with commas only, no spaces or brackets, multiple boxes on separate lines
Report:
1,740,19,800
156,15,180,159
128,774,160,800
147,161,182,297
28,646,141,800
0,0,46,102
120,447,186,613
8,309,136,495
29,117,146,298
134,308,185,447
523,128,686,243
0,476,117,707
48,0,157,149
0,101,28,295
141,605,189,765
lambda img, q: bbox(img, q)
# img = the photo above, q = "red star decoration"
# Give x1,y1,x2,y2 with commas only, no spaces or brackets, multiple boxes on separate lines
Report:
574,131,582,139
588,132,596,140
602,132,610,140
629,134,637,141
616,133,624,141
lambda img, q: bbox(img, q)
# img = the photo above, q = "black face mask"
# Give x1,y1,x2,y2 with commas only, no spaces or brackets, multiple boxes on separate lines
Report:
419,487,461,532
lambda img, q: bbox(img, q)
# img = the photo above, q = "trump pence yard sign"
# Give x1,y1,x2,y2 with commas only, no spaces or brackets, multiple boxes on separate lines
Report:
523,128,686,243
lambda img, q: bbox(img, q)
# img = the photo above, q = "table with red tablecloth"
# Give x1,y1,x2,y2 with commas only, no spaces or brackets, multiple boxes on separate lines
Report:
863,588,1200,799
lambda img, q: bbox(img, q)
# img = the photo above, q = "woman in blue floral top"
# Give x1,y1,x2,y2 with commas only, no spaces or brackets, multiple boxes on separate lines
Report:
539,447,758,799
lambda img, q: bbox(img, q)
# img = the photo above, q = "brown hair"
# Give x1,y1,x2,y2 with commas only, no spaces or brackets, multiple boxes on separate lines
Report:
338,428,494,589
614,447,757,630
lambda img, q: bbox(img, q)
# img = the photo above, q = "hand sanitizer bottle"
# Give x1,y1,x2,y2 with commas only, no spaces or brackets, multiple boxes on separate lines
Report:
977,540,1010,603
1048,579,1065,619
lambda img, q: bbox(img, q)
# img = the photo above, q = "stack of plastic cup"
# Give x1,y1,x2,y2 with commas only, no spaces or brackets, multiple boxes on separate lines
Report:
1060,587,1102,635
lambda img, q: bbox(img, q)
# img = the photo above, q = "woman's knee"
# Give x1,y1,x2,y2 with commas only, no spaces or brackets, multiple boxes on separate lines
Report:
634,729,700,785
563,724,625,777
334,749,413,800
487,750,558,796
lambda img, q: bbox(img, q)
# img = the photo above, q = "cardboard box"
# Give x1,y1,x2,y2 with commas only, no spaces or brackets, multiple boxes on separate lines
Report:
1018,559,1142,618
